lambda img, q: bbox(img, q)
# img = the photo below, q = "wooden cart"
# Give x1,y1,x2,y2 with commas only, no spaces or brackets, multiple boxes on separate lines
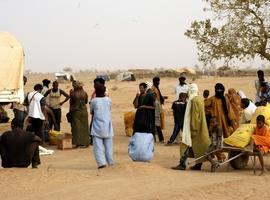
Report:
188,145,265,175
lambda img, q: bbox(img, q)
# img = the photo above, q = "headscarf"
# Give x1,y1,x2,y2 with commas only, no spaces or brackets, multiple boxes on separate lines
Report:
238,90,247,99
227,88,242,120
215,83,231,125
182,83,198,147
73,81,84,89
146,81,152,91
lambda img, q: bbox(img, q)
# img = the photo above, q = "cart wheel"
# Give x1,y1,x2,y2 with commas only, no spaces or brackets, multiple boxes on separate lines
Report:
229,151,249,169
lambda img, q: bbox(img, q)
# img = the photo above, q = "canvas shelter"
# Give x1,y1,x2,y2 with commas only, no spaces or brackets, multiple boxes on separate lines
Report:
116,71,136,81
0,32,25,103
55,72,75,83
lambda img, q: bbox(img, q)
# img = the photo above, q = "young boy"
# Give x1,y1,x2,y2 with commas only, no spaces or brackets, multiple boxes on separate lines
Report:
166,92,187,145
205,117,224,171
203,90,211,128
251,115,270,175
90,84,113,169
203,90,210,99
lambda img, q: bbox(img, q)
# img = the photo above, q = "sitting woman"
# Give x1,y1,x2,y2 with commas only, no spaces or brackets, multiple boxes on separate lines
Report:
251,115,270,175
130,82,155,162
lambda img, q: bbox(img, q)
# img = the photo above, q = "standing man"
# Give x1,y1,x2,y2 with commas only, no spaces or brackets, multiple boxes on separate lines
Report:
44,81,70,131
205,83,238,138
175,76,189,100
41,79,51,95
172,84,210,170
258,82,270,106
89,78,108,145
24,84,46,141
255,70,266,103
152,77,165,143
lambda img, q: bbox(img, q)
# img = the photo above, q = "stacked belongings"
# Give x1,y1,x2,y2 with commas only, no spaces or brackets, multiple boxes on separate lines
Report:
124,111,135,137
224,104,270,148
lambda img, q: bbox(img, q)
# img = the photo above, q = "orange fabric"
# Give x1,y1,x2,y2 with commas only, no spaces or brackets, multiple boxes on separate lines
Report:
252,125,270,153
205,96,237,138
226,88,242,121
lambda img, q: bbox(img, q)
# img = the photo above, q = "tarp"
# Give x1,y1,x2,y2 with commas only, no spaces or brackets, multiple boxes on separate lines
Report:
116,71,136,81
0,32,24,103
55,72,75,82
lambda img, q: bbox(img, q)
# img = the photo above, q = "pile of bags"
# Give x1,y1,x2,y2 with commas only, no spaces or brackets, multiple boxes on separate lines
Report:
124,111,135,137
224,104,270,148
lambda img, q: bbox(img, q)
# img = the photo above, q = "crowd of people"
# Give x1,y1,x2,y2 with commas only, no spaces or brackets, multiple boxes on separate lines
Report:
0,77,113,169
1,70,270,174
131,70,270,174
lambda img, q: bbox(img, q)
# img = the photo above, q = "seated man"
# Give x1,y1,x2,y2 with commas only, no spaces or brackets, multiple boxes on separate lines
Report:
0,119,41,168
251,115,270,175
128,132,154,162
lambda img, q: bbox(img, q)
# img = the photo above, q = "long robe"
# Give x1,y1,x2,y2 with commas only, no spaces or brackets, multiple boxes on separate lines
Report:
70,89,89,146
180,96,210,161
151,85,165,129
252,125,270,153
226,88,242,122
205,96,237,138
133,91,155,134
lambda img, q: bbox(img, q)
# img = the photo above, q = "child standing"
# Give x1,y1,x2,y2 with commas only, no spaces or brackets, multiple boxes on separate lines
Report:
90,84,113,169
203,89,211,128
206,116,224,171
166,93,187,145
251,115,270,175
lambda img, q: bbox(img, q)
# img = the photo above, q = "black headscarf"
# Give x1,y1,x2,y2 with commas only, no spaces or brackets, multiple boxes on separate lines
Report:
215,83,231,126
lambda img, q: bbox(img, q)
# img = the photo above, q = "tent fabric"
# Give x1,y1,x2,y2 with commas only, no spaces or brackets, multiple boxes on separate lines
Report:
0,32,24,91
116,71,135,81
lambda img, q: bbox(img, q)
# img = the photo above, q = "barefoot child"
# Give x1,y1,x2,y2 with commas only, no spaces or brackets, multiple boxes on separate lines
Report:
251,115,270,175
205,117,224,171
90,84,114,169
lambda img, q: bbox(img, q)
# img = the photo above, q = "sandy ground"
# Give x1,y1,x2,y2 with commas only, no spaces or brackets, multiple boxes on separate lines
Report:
0,74,269,200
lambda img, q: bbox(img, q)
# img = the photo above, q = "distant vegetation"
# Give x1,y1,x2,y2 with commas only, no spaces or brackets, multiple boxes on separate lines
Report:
185,0,270,65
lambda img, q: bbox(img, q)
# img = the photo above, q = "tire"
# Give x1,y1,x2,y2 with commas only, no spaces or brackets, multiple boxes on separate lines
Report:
229,151,249,169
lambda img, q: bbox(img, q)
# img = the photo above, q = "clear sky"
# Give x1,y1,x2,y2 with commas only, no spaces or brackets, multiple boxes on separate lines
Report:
1,0,214,72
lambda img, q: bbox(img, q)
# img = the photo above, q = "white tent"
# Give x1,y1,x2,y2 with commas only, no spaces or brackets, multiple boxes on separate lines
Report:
0,32,24,103
116,71,136,81
55,72,75,83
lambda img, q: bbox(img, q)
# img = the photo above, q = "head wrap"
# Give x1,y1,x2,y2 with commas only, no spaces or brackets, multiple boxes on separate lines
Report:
188,83,198,98
146,81,152,91
238,90,247,99
215,83,225,99
73,81,84,89
214,83,230,126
